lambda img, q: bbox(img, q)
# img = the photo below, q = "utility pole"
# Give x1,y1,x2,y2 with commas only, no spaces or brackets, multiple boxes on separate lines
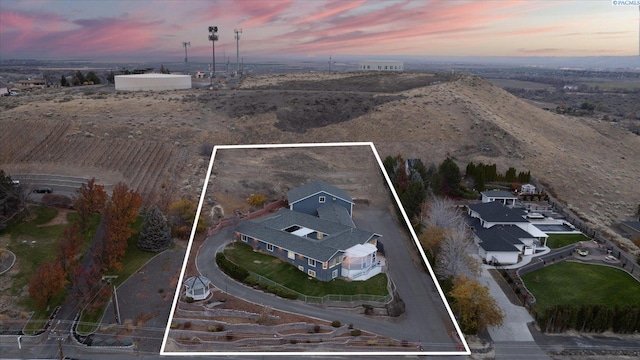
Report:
182,41,190,74
329,56,332,72
235,28,242,74
57,330,64,360
208,26,218,88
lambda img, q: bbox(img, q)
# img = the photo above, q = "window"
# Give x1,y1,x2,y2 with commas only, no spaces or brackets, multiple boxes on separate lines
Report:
308,269,316,278
332,269,338,279
322,262,328,270
308,258,316,267
241,234,248,242
267,243,274,252
319,196,325,203
288,251,295,260
298,265,304,271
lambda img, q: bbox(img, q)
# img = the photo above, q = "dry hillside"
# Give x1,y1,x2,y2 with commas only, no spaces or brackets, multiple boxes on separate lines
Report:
1,72,638,251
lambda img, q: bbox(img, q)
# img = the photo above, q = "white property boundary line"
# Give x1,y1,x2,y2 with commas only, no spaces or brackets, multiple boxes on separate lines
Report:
160,142,470,356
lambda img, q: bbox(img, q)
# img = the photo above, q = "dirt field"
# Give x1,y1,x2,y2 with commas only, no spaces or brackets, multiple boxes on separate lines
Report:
1,71,639,253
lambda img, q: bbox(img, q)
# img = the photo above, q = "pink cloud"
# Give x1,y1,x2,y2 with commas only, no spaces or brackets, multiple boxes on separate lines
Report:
1,8,170,58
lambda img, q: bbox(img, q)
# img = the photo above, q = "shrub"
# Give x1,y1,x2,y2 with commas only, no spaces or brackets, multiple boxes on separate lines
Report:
185,296,194,303
331,320,341,328
313,325,321,333
216,253,249,282
208,324,224,332
362,304,374,315
289,339,298,344
226,331,234,341
248,194,267,207
350,329,361,336
183,321,191,329
401,339,409,347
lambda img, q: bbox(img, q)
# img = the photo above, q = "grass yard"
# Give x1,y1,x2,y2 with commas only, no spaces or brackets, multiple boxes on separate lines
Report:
546,233,590,249
224,242,388,297
522,261,640,311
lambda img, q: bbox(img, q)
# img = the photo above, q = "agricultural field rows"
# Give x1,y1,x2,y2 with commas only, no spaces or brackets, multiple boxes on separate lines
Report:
0,119,185,200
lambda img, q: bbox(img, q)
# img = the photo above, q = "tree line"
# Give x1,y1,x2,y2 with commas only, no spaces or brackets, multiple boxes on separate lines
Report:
21,178,201,311
382,156,505,334
60,70,101,87
537,304,640,334
465,161,530,192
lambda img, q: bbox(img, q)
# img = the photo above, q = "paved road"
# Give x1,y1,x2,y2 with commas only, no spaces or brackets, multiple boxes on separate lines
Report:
195,208,461,353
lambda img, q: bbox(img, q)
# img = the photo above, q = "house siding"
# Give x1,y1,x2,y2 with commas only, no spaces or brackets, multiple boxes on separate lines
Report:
290,192,352,217
242,236,339,282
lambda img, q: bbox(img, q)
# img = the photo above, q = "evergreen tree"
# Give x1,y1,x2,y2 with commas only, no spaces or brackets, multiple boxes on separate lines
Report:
85,71,100,84
138,205,171,252
60,75,68,87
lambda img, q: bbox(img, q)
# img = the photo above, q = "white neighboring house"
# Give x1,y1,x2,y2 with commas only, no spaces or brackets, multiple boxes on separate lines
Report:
467,201,548,265
359,60,403,72
481,190,518,207
521,184,536,194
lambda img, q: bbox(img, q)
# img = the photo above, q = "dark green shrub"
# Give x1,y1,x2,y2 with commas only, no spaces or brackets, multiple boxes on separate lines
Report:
331,320,341,328
350,329,361,336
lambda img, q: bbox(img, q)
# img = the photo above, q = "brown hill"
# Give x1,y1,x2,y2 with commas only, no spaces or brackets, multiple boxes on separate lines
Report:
1,72,638,251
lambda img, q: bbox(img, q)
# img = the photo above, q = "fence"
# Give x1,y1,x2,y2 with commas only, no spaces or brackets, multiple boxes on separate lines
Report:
207,199,287,237
247,271,393,305
529,176,640,280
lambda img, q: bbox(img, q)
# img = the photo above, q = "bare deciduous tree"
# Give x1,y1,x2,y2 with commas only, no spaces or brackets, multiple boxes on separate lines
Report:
435,224,480,279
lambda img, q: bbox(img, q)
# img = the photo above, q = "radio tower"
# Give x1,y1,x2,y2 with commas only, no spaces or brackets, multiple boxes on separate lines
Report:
182,41,191,74
235,28,242,73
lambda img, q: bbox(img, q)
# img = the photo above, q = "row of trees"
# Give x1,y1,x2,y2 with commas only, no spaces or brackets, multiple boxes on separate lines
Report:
383,155,475,223
418,197,504,334
60,70,101,87
465,161,531,191
0,170,25,230
537,304,640,334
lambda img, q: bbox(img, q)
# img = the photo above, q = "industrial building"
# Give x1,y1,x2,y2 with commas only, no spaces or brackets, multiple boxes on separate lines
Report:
358,60,403,72
114,74,191,91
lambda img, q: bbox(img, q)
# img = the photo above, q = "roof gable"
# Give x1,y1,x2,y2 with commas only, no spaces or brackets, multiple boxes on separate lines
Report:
287,180,354,205
481,190,517,199
469,201,528,223
475,226,525,252
237,208,379,262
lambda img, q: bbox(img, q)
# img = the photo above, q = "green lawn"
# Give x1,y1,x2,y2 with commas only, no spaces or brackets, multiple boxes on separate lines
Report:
522,261,640,311
546,233,590,249
224,242,389,297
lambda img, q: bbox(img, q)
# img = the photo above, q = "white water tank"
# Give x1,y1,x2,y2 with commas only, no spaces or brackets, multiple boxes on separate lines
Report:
115,74,191,91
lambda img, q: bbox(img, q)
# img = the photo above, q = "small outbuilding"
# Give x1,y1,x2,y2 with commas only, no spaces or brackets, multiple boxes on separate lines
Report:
183,275,212,301
115,74,191,91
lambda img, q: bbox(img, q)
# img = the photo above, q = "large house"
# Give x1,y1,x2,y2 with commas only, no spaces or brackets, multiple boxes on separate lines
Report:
235,180,382,282
468,201,548,265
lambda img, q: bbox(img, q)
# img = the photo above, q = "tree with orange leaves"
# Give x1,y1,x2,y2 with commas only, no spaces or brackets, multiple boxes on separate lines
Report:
101,182,141,272
73,178,107,234
449,274,504,334
28,260,67,309
56,225,84,275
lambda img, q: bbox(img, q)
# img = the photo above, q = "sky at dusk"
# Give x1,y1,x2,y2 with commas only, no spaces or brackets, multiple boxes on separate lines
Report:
1,0,639,61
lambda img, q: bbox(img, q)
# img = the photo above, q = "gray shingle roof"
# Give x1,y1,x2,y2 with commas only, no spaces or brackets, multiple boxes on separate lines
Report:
317,203,355,227
474,225,526,252
468,201,528,223
481,190,517,199
287,180,354,205
237,208,379,262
